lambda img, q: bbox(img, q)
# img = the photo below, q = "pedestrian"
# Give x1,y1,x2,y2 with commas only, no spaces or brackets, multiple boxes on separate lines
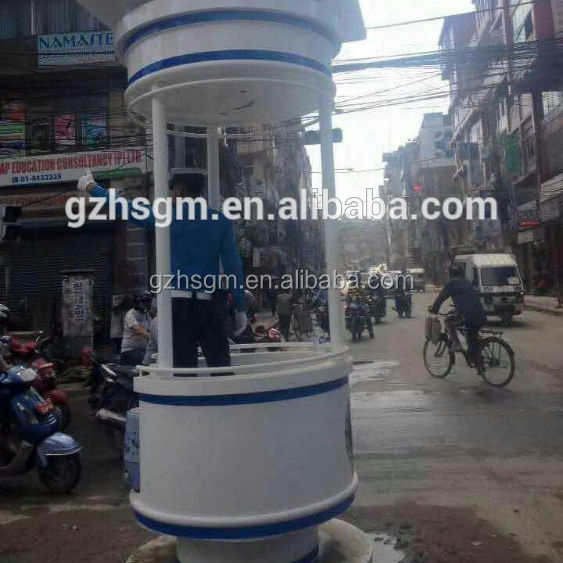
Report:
78,170,247,370
268,288,278,317
120,292,151,366
277,290,292,341
143,302,158,365
554,263,563,309
109,295,128,355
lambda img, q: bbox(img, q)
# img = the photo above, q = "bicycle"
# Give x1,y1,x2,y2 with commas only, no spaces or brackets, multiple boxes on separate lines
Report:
424,310,515,388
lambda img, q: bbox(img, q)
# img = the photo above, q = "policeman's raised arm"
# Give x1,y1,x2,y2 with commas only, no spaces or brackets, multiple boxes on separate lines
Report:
77,170,156,229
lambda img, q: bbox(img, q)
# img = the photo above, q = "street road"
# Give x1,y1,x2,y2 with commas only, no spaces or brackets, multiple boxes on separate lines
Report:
348,290,563,563
0,290,562,562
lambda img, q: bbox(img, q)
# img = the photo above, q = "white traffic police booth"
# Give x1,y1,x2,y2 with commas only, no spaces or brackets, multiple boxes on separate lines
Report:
77,2,370,562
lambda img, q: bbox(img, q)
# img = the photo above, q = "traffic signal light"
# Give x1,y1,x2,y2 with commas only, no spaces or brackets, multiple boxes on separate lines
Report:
0,205,22,241
303,129,343,145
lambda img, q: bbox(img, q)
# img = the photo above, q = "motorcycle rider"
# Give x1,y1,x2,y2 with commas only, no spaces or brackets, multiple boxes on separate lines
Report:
346,275,374,338
120,292,151,366
430,265,487,370
78,171,247,369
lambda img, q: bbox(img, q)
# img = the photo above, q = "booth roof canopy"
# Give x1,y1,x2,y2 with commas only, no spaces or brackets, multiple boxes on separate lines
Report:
76,0,366,43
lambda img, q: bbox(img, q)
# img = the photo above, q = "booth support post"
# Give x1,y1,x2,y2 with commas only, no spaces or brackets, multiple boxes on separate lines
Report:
152,92,174,369
319,99,344,348
207,125,221,208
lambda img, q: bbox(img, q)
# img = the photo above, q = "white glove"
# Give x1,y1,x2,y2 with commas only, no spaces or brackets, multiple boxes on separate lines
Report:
234,311,248,336
77,170,95,192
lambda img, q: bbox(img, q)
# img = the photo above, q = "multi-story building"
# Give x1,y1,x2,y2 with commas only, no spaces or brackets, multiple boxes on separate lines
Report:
338,219,387,274
0,0,318,331
411,113,458,285
382,142,417,270
0,0,150,331
509,0,563,286
439,0,563,289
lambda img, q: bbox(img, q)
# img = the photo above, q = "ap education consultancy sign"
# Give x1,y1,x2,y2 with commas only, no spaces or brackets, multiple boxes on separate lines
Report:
38,31,115,66
0,148,146,187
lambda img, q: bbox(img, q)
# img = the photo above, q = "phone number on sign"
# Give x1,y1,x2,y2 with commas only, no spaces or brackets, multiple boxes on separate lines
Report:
13,174,63,184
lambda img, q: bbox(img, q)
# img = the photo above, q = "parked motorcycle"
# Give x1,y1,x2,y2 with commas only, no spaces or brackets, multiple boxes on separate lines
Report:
0,335,71,430
88,357,138,455
0,365,81,493
254,325,282,351
229,324,282,353
395,292,413,319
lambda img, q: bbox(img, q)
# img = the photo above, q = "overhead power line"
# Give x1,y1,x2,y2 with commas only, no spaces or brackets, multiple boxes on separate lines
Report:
364,0,542,31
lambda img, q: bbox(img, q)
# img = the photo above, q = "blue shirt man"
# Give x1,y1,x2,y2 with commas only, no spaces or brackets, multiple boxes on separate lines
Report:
78,171,247,369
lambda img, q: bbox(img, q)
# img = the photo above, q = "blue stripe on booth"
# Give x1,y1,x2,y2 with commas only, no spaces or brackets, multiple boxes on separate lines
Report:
128,49,331,85
138,376,348,406
135,493,354,539
124,10,337,53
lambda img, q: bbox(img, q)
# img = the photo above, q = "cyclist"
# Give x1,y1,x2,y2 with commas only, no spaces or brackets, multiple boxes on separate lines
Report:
430,266,487,371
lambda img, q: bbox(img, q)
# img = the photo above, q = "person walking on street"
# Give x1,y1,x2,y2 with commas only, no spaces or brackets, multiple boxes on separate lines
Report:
268,288,278,317
552,263,563,309
109,295,128,355
120,292,151,366
78,171,247,370
143,306,158,366
277,290,292,342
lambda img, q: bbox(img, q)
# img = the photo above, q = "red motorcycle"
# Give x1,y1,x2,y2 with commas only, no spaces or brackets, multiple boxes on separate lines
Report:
254,325,282,352
1,334,71,430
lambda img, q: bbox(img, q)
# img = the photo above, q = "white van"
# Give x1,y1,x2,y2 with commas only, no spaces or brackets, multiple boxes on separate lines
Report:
453,254,525,326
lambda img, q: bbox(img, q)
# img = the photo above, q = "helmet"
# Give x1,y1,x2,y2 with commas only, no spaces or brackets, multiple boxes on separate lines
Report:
133,291,153,310
0,303,9,320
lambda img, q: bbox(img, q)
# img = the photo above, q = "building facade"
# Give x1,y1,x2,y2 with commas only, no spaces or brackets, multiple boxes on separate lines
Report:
0,0,319,333
0,0,150,332
439,0,563,290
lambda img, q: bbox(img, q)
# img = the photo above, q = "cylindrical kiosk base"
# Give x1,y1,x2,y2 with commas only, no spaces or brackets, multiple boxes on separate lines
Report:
131,345,358,563
127,520,373,563
177,527,318,563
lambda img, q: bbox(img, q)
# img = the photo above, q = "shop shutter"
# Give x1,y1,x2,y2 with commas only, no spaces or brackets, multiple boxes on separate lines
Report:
7,224,115,330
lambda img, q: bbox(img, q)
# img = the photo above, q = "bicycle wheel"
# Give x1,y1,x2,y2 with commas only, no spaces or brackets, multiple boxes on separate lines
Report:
479,337,515,388
423,335,454,378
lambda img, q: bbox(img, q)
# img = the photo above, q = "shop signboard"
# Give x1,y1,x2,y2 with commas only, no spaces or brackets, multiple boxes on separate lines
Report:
0,147,146,187
517,200,540,230
38,31,115,66
540,196,562,223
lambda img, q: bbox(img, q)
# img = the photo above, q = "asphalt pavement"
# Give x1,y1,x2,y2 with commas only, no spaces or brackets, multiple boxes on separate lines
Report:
1,291,562,562
347,289,563,563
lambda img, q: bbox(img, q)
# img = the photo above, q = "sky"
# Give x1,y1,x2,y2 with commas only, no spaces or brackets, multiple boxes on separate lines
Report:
307,0,475,199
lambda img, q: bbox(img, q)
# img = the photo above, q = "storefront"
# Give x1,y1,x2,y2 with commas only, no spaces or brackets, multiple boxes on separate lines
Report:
540,173,563,273
0,147,149,333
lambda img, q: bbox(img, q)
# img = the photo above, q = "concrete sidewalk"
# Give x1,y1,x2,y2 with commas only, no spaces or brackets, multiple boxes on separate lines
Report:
525,294,563,317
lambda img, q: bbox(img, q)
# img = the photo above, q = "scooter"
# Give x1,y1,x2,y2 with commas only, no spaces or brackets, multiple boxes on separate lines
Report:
229,324,282,353
88,357,138,455
254,325,282,351
0,365,81,493
0,335,71,430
